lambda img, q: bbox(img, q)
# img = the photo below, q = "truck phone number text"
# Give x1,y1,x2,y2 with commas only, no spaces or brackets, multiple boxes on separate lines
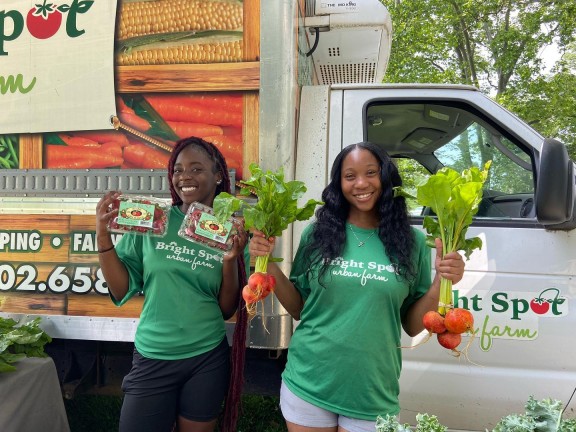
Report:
0,263,108,294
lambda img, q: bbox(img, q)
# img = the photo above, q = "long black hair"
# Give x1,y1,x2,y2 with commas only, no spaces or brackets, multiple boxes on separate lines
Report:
167,136,247,432
301,141,417,285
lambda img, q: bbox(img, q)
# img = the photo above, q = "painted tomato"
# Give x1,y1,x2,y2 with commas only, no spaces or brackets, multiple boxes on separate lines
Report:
530,298,550,314
27,2,63,39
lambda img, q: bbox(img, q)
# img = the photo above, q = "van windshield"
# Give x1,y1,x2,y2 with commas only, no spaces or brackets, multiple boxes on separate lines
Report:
366,102,535,219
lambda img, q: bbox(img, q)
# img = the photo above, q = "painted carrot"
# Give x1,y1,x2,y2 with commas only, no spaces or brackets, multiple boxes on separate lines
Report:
72,130,130,147
222,126,242,136
118,111,151,132
167,121,223,139
116,96,135,114
145,96,242,127
123,143,170,169
186,93,243,112
44,145,123,169
203,134,243,159
101,141,123,159
203,134,243,176
58,134,101,147
145,93,243,114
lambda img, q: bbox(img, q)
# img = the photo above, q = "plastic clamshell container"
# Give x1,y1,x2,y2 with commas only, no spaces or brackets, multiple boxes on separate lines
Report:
107,194,171,237
178,202,238,253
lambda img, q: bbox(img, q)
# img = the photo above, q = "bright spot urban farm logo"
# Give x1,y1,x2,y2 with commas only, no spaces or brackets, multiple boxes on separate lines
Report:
0,0,94,95
1,0,94,53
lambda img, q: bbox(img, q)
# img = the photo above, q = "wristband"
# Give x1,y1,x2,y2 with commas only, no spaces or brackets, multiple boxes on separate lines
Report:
98,245,115,254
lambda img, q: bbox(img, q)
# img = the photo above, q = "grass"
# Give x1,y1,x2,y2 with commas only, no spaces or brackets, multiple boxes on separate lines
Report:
64,394,288,432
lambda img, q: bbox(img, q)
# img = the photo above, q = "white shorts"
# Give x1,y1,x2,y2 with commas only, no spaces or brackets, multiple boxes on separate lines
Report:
279,381,378,432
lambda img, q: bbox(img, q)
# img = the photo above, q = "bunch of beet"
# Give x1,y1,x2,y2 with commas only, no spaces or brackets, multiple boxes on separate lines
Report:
242,272,276,316
422,308,475,356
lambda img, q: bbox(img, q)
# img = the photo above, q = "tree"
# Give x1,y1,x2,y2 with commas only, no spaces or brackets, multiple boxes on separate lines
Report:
380,0,576,155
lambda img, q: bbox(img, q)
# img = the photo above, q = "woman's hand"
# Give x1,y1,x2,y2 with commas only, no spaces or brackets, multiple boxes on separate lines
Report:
434,238,465,284
248,228,276,257
95,191,120,238
223,220,249,262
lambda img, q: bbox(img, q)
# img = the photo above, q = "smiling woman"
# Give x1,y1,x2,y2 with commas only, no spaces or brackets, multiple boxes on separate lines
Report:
94,136,250,432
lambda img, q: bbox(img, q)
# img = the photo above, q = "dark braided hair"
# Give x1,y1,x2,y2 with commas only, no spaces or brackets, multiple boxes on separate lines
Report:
301,141,417,286
167,137,248,432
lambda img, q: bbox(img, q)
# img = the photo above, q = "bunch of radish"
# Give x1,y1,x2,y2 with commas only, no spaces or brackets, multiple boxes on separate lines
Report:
396,161,491,357
423,308,475,355
242,272,276,315
213,163,322,318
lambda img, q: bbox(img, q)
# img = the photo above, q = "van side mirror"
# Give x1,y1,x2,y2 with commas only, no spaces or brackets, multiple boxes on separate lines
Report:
535,138,575,227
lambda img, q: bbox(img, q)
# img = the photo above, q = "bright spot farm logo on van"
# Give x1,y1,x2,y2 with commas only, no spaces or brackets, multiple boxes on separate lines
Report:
453,288,569,351
1,0,118,134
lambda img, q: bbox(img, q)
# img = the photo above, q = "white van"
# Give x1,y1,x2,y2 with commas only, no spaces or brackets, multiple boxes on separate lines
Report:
293,83,576,431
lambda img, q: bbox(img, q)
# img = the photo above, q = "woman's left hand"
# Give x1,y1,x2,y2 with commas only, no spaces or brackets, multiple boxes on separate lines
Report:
224,220,248,261
434,238,465,284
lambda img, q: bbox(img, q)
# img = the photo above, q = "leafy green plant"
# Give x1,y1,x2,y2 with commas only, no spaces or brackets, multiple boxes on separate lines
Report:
375,413,447,432
493,396,576,432
395,161,491,315
376,397,575,432
214,162,323,274
0,316,52,372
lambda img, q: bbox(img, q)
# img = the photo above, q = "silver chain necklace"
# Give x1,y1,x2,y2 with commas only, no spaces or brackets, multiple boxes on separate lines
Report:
347,225,377,247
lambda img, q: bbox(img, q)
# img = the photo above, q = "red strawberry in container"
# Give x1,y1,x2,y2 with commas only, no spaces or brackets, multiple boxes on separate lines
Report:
107,194,171,237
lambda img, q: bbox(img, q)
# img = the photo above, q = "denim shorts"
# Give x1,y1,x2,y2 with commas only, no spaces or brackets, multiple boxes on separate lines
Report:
279,381,378,432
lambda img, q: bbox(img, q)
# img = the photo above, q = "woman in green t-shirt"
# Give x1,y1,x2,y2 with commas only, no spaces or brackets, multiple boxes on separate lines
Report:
249,141,465,432
95,137,248,432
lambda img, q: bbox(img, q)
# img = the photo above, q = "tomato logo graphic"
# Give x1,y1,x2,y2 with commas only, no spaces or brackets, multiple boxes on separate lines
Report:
529,297,550,315
529,288,566,316
27,1,64,39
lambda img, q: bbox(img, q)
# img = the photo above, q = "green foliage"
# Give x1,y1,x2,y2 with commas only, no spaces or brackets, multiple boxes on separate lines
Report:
214,163,323,272
396,162,491,314
0,317,51,372
379,0,576,156
375,413,447,432
492,396,574,432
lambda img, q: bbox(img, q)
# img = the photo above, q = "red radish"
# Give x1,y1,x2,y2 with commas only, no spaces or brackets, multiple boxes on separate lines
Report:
266,274,276,292
444,308,474,334
423,310,446,334
247,272,274,302
248,272,268,291
437,331,462,350
242,285,259,304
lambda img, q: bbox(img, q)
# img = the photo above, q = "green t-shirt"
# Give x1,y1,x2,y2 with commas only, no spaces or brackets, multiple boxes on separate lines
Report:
113,206,232,360
282,223,431,420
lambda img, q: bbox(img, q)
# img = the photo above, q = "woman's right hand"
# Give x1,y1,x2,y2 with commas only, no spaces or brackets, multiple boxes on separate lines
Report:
248,228,276,257
248,229,305,320
95,190,129,301
95,191,120,236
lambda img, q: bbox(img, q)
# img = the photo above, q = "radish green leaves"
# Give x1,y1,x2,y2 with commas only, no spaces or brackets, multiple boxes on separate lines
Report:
214,163,323,272
396,161,491,315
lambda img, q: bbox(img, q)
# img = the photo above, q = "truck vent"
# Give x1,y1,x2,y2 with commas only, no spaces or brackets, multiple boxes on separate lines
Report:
319,62,376,84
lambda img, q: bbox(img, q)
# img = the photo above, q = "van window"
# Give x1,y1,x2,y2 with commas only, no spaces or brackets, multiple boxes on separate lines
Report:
366,102,535,220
